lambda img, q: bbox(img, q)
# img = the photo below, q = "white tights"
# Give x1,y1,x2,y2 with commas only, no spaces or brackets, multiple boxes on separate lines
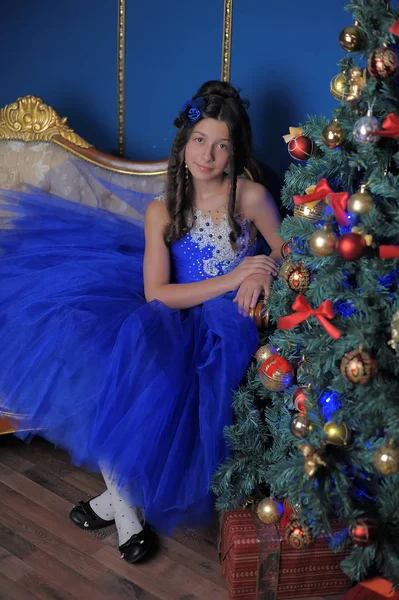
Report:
89,471,143,545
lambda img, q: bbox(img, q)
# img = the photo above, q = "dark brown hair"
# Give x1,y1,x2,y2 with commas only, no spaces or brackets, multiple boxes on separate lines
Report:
164,80,252,247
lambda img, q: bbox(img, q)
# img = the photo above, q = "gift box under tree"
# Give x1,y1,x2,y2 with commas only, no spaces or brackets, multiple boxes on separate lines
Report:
220,509,352,600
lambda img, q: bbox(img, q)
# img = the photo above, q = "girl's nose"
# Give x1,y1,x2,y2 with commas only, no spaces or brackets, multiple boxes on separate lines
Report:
202,146,214,162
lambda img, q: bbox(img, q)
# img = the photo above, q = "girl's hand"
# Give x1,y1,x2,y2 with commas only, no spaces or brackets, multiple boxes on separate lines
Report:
225,255,278,292
233,273,272,316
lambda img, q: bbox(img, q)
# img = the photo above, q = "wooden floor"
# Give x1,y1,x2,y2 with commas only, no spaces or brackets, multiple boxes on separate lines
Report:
0,435,343,600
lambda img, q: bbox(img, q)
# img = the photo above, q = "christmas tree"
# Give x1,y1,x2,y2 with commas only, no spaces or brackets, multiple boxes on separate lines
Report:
213,0,399,585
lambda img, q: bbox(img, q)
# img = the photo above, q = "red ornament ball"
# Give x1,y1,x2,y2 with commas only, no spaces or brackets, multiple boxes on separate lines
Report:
350,520,377,547
288,135,314,161
293,387,308,413
336,233,366,261
368,47,398,79
280,240,292,260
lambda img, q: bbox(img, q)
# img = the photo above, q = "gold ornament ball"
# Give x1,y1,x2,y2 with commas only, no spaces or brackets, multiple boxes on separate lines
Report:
280,261,311,294
347,190,374,215
256,497,284,524
340,348,376,385
310,226,338,257
249,302,269,329
373,442,399,476
291,414,311,439
255,345,276,364
259,355,295,392
339,24,365,52
285,518,313,550
322,119,346,149
330,73,349,101
293,200,326,223
323,421,351,446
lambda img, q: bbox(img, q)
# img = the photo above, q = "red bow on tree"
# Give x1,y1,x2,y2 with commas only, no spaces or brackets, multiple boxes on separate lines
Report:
389,17,399,36
278,294,341,340
371,113,399,138
293,179,349,226
379,246,399,259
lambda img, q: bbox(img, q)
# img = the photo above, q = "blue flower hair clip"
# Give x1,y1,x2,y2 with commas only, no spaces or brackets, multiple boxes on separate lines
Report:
179,96,206,125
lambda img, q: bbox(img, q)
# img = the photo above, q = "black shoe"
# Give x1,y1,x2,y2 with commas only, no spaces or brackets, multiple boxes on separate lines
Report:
119,524,159,564
69,500,115,530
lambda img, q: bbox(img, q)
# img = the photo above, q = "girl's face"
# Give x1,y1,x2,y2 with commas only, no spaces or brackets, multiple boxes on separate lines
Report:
184,118,231,181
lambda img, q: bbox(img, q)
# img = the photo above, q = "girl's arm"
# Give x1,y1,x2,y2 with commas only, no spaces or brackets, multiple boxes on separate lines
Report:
240,180,284,263
143,200,272,310
233,181,284,313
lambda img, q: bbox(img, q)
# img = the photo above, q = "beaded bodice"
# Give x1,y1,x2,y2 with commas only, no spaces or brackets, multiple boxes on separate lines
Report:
157,197,257,284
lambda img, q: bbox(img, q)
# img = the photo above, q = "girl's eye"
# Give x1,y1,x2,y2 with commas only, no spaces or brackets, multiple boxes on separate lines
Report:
194,137,203,143
218,143,229,150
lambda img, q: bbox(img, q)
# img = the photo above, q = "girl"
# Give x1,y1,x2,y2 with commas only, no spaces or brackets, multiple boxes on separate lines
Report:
0,81,282,564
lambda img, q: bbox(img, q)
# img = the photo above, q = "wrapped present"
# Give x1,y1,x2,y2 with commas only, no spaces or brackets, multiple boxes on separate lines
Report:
219,508,352,600
342,578,399,600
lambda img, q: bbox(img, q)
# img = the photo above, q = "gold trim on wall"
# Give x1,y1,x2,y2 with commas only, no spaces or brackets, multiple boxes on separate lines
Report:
0,95,91,148
117,0,126,157
221,0,233,82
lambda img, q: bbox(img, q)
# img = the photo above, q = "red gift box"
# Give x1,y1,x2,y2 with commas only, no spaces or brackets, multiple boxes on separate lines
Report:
342,578,399,600
220,508,352,600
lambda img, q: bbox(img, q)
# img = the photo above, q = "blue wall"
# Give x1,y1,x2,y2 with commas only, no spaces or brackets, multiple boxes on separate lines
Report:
1,0,349,184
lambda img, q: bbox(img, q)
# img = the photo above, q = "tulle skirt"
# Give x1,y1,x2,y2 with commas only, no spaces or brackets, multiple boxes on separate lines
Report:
0,186,258,533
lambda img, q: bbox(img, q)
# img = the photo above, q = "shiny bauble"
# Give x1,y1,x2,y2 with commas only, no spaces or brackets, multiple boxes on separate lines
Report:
255,345,276,364
249,302,270,329
340,348,376,385
350,520,377,547
339,23,365,52
373,442,399,475
293,200,326,223
323,421,351,446
353,115,379,144
330,73,349,101
256,497,284,524
280,239,292,260
310,226,338,257
285,519,313,549
336,233,366,260
322,119,346,149
368,46,398,79
293,387,309,413
290,414,311,439
347,189,374,215
259,355,295,392
280,261,311,293
288,134,314,161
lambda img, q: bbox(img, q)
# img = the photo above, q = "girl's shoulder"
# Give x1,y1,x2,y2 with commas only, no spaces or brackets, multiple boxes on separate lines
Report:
145,194,170,227
236,178,271,220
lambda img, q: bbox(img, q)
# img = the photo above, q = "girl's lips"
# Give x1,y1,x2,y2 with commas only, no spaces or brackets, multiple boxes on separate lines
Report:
195,163,212,172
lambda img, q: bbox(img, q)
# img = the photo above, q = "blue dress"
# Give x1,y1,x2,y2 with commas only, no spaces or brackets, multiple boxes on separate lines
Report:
0,182,259,534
